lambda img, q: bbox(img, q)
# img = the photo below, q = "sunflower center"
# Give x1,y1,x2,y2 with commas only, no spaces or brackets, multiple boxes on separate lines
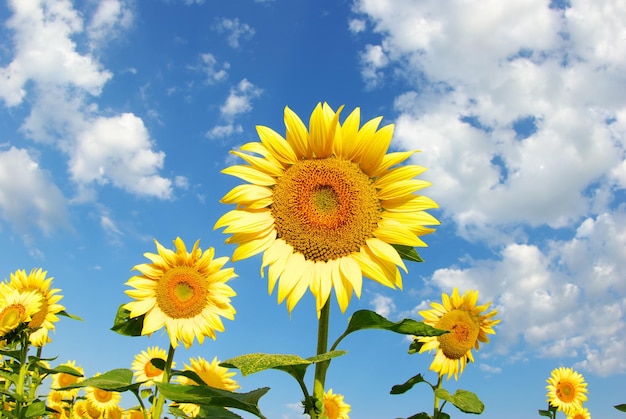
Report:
323,399,340,419
271,157,381,262
145,358,164,378
58,372,79,388
155,266,208,319
556,381,576,403
93,388,113,403
436,309,480,360
0,304,26,332
29,295,49,329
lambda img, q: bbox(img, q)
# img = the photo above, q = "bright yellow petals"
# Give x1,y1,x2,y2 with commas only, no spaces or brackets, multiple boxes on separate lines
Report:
566,407,591,419
216,102,438,315
51,360,84,399
131,346,172,385
124,237,237,348
0,282,42,336
321,389,351,419
418,287,500,380
85,375,121,414
176,356,240,417
546,367,589,415
8,268,65,347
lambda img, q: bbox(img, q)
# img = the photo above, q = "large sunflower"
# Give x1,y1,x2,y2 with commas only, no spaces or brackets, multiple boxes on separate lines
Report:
124,237,237,349
0,282,42,337
567,407,591,419
215,103,439,314
546,367,588,414
321,389,351,419
8,268,65,346
85,375,122,414
51,360,84,399
417,287,500,380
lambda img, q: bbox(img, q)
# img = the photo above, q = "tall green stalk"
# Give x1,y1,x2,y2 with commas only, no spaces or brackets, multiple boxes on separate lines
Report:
151,343,176,419
311,300,331,418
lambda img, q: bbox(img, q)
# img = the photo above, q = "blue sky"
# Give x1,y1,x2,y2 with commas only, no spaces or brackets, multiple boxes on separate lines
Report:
1,0,625,418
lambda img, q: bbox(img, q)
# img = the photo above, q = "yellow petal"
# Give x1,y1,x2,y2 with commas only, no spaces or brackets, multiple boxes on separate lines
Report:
366,237,407,273
310,261,333,313
335,107,360,159
382,195,439,212
370,150,417,178
352,249,396,288
284,106,312,159
220,184,273,208
285,260,314,313
359,123,394,176
374,165,428,189
230,150,284,178
256,125,298,165
232,229,277,261
375,220,428,247
277,252,307,305
330,259,351,313
339,256,362,299
221,165,277,186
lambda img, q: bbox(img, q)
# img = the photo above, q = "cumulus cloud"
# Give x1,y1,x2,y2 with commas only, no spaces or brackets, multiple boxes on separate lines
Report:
220,79,263,119
0,147,68,234
213,17,255,48
0,0,174,228
206,123,243,140
353,0,626,377
188,53,230,84
371,293,396,317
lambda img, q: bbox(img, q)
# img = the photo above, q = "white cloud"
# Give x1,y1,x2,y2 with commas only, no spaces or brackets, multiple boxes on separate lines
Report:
206,123,243,140
360,44,389,89
87,0,134,49
213,17,255,48
0,147,68,234
370,293,396,317
348,18,366,33
189,53,230,84
220,79,263,119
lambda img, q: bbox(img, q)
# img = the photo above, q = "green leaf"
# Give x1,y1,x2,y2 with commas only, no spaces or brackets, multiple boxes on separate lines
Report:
0,349,22,362
57,310,83,321
615,404,626,412
156,383,269,419
390,373,427,394
58,369,139,393
220,352,345,377
24,400,47,418
434,388,484,414
538,410,554,417
197,406,245,419
405,413,432,419
38,364,83,377
110,304,145,337
408,338,426,355
391,244,424,263
338,310,446,341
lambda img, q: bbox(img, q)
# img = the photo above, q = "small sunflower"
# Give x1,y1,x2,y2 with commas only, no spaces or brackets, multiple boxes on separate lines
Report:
0,282,42,337
124,237,237,348
546,367,588,414
85,375,121,414
418,287,500,380
321,389,351,419
567,407,591,419
175,356,240,417
215,103,439,315
51,360,84,399
131,346,172,385
9,268,65,346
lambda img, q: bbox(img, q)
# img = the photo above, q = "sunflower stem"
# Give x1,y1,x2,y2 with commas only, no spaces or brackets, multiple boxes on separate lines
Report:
152,343,175,419
432,374,443,418
311,300,331,418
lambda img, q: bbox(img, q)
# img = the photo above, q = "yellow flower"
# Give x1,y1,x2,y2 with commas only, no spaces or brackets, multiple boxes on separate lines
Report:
321,389,351,419
567,407,591,419
9,268,65,346
124,237,237,348
418,287,499,380
215,102,439,314
131,346,173,385
0,282,42,337
175,356,240,417
546,367,588,414
85,375,121,414
51,360,84,399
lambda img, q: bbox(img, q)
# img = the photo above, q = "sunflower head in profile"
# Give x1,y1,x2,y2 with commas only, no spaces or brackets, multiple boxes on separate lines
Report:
566,407,591,419
124,237,237,349
51,360,84,399
175,356,240,417
0,282,42,338
131,346,172,385
417,287,500,380
8,268,65,347
546,367,588,414
215,102,439,315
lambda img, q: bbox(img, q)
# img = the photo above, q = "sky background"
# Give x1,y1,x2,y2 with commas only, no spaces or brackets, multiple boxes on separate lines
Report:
1,0,625,418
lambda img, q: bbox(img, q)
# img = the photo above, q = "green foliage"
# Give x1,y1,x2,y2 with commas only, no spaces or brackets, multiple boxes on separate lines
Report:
392,244,425,263
434,388,484,414
616,404,626,412
221,351,345,378
110,304,145,337
390,374,427,394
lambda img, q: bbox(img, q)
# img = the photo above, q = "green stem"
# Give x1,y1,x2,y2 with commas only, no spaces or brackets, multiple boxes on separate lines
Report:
311,300,331,418
152,343,176,419
15,330,31,418
432,374,443,419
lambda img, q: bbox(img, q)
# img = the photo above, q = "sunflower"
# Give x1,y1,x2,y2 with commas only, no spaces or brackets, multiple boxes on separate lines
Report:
417,287,499,380
9,268,65,347
0,282,42,337
175,356,240,417
85,375,121,414
567,407,591,419
131,346,173,385
320,389,351,419
215,103,438,314
51,360,84,399
124,237,237,349
546,367,588,414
